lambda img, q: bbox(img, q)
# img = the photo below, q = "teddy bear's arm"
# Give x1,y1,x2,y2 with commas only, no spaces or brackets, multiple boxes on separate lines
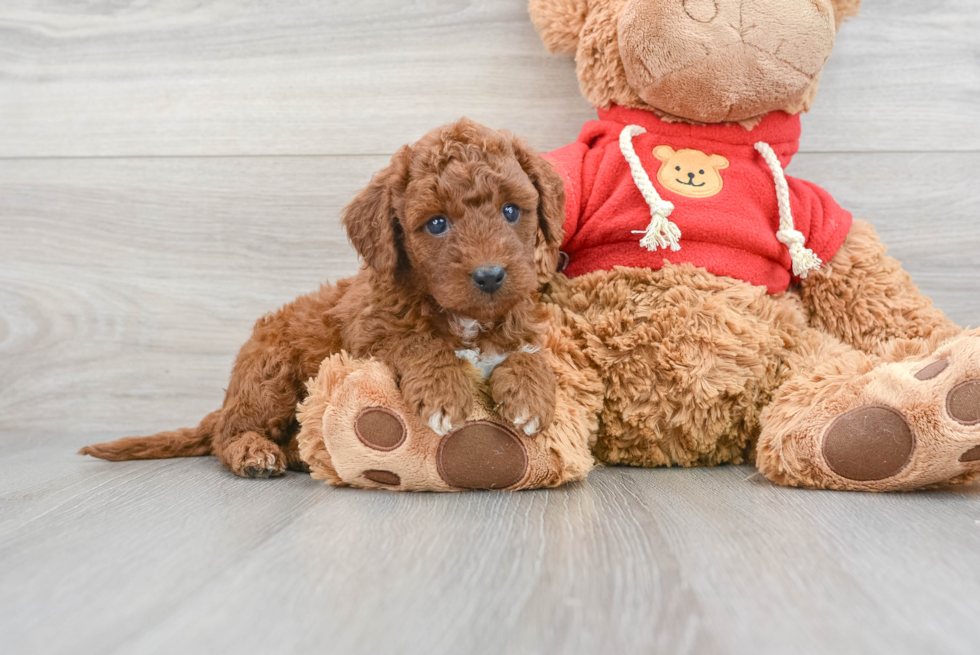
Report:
799,219,960,354
784,174,854,271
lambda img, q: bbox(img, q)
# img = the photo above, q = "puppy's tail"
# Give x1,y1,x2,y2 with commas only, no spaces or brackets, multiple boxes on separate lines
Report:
78,410,220,461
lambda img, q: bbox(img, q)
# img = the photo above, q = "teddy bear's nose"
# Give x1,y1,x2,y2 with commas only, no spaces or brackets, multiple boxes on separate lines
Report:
617,0,835,123
688,172,696,180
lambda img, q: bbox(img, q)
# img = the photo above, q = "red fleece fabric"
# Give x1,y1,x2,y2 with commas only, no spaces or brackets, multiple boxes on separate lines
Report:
545,106,853,294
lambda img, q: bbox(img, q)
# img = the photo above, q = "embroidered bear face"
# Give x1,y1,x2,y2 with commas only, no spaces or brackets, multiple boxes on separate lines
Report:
653,145,729,198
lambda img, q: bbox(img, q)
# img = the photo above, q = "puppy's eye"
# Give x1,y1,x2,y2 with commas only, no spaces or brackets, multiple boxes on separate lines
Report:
502,203,521,224
425,215,450,236
675,166,681,171
699,169,705,175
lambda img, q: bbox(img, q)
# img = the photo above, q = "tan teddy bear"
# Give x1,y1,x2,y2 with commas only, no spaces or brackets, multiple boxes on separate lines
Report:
296,0,980,493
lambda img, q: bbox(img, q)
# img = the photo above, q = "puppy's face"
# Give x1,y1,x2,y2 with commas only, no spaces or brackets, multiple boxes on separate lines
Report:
343,120,565,323
400,148,542,321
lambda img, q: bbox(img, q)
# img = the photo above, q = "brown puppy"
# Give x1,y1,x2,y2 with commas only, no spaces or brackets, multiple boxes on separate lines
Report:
80,119,566,478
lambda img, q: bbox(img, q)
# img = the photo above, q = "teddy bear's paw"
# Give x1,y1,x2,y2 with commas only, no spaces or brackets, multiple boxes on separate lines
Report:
354,407,408,452
821,354,980,490
224,432,288,479
299,358,555,491
338,407,530,491
820,405,915,482
764,330,980,492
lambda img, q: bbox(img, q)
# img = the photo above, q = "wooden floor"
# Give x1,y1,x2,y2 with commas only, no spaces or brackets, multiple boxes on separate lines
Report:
2,1,980,653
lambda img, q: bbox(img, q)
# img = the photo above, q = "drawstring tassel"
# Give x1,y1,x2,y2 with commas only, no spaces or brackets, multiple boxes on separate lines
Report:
620,125,681,252
755,141,822,278
776,228,822,278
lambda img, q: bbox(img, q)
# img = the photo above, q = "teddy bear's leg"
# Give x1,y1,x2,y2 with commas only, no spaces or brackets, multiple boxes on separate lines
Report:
800,220,961,353
542,266,807,469
294,328,601,492
756,326,980,491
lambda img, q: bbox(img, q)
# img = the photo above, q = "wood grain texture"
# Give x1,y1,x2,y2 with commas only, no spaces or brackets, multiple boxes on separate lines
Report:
2,454,980,655
0,0,977,157
2,0,980,653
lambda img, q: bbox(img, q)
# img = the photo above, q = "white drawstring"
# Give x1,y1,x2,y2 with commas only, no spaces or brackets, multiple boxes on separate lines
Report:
619,125,681,252
754,141,822,278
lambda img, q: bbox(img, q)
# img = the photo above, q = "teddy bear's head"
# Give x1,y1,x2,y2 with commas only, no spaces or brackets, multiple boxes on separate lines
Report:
530,0,861,124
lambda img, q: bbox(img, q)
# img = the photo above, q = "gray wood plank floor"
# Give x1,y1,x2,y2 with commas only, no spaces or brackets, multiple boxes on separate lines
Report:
2,1,980,653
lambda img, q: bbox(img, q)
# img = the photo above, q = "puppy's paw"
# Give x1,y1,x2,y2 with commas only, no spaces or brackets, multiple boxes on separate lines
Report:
402,365,474,436
224,432,287,479
427,411,456,436
490,352,556,436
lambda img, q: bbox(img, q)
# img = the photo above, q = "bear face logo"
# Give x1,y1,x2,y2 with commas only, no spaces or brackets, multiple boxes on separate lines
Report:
653,145,729,199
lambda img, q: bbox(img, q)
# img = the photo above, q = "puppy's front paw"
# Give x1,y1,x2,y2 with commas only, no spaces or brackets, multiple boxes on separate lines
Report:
427,411,455,436
402,365,474,436
490,352,556,436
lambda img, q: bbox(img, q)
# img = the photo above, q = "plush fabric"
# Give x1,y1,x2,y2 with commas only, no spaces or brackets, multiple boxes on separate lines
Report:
546,106,852,292
307,216,980,491
617,0,836,123
293,0,980,493
530,0,857,125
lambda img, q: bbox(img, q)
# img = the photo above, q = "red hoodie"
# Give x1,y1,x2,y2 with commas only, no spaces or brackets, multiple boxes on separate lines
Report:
545,106,852,294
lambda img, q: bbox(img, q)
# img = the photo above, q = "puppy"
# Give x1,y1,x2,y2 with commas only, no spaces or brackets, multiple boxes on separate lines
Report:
80,119,566,478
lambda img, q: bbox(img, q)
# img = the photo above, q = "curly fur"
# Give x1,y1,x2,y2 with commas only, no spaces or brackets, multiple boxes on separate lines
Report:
536,223,980,491
81,119,567,478
543,263,807,468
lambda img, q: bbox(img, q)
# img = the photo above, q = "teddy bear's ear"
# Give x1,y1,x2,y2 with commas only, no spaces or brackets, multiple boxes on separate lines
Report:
653,145,675,162
529,0,590,55
829,0,861,29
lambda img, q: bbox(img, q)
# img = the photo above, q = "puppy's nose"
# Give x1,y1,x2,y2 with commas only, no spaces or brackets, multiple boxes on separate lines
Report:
472,265,507,294
687,171,696,180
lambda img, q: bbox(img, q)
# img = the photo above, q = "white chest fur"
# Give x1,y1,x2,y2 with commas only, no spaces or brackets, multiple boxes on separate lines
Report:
455,344,541,378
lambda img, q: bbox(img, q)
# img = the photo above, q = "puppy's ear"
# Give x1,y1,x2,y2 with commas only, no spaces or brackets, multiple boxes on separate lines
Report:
509,134,567,283
342,147,410,277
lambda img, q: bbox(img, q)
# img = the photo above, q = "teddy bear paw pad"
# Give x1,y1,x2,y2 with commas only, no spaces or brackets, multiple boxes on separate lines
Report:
362,470,402,486
436,421,529,490
354,407,407,451
914,359,949,381
821,405,915,482
947,380,980,426
959,446,980,463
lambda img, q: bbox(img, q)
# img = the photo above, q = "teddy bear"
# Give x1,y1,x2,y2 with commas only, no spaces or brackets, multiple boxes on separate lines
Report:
294,0,980,493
